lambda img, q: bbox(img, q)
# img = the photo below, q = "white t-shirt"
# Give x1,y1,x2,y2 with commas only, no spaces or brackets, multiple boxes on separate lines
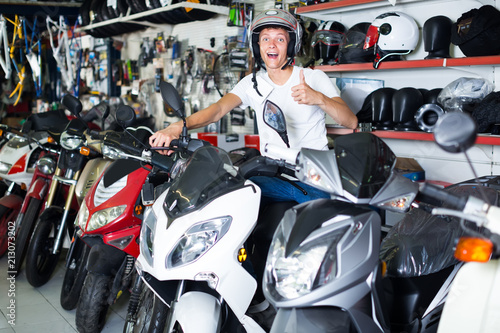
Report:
230,66,340,156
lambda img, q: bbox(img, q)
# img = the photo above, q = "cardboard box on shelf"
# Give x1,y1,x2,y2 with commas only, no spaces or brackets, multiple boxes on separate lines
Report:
395,157,425,181
1,117,25,128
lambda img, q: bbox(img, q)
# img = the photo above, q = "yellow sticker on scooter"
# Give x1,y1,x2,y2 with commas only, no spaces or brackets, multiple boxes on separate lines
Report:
238,248,247,262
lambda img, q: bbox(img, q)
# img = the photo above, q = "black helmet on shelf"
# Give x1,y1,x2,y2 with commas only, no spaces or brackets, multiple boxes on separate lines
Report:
311,20,346,65
249,8,303,69
337,22,375,64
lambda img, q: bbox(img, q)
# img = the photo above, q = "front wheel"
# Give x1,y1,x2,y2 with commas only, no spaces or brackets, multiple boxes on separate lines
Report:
0,204,18,258
76,272,112,333
25,215,62,287
60,239,90,310
123,284,169,333
13,198,42,273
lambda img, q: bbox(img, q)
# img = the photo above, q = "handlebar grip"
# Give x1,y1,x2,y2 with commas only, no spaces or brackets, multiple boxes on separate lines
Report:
151,153,174,172
264,144,299,164
419,183,468,210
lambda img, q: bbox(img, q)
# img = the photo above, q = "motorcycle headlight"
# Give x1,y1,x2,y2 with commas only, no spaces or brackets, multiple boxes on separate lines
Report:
77,202,89,230
140,207,157,266
102,145,127,160
0,161,11,173
86,205,127,231
61,132,83,150
36,156,56,175
167,216,232,268
265,211,350,300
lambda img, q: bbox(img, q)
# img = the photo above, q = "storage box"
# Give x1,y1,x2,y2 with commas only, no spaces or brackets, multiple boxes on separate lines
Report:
395,157,425,181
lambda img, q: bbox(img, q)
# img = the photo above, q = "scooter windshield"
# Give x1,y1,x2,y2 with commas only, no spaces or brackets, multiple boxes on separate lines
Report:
335,133,396,199
164,146,245,220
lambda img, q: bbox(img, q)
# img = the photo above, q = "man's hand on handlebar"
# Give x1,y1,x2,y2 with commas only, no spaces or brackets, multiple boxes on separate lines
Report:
149,123,182,156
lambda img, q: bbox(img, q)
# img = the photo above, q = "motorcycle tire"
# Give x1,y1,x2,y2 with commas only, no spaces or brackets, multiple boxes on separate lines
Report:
25,215,62,287
60,240,90,310
146,293,170,333
76,272,113,333
0,204,17,258
123,285,167,333
12,198,42,274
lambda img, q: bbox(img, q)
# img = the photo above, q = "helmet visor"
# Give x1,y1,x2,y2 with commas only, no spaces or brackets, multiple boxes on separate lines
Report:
311,30,344,47
363,25,380,50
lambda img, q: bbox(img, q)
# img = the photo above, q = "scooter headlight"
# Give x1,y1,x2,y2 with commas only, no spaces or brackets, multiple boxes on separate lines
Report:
140,206,157,266
167,216,231,268
0,161,11,173
61,132,83,150
36,156,56,175
265,210,349,300
86,205,127,231
77,202,89,230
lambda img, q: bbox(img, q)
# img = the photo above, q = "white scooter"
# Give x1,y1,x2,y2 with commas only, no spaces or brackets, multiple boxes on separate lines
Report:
417,112,500,333
129,81,297,333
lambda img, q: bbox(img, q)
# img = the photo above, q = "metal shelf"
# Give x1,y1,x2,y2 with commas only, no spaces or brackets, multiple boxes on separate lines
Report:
327,127,500,145
295,0,455,20
76,2,229,31
313,55,500,72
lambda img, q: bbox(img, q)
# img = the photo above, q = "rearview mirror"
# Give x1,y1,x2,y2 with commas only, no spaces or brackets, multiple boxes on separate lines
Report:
115,105,137,128
62,94,83,117
263,100,290,148
433,112,477,153
160,81,185,119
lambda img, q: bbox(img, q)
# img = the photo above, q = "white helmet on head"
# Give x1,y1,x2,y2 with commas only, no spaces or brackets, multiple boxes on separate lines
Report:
250,8,303,68
363,11,419,68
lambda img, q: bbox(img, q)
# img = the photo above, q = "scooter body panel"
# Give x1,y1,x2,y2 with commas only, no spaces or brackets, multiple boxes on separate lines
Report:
138,181,261,324
26,177,49,201
171,291,222,333
0,194,23,210
75,158,113,205
438,259,500,333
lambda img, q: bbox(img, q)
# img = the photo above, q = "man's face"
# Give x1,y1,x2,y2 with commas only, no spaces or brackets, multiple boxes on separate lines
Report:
259,27,290,70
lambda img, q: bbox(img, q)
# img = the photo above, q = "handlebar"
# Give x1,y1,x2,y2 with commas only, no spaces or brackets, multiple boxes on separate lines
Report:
419,183,468,211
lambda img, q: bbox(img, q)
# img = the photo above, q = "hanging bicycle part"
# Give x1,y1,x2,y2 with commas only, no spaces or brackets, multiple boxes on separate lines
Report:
46,16,81,96
7,15,27,106
213,52,240,97
23,17,43,99
0,15,12,80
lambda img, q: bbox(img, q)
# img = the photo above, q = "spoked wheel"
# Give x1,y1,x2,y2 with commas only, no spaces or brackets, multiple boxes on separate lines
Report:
60,239,90,310
123,284,154,333
13,198,42,273
76,272,112,333
25,216,62,287
0,204,17,258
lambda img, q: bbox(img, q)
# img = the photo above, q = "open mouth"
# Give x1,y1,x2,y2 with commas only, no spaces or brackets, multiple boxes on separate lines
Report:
267,52,279,59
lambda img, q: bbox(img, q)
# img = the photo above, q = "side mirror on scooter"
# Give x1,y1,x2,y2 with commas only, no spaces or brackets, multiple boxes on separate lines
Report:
115,105,137,128
263,100,290,148
159,80,185,119
433,111,477,153
62,94,83,119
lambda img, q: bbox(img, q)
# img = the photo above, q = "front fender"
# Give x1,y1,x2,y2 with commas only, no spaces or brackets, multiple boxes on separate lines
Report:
39,206,63,221
86,243,126,275
26,178,49,200
171,292,221,333
0,194,23,210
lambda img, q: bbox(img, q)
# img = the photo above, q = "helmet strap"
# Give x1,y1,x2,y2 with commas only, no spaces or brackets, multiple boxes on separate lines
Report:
252,61,263,97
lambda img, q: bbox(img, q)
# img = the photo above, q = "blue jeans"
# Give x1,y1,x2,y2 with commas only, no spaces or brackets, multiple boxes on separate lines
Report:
249,176,330,204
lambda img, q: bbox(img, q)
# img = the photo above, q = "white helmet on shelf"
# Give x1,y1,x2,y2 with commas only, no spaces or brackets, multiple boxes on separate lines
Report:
363,11,419,68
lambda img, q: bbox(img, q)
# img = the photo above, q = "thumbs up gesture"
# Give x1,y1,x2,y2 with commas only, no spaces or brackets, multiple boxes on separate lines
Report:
291,69,321,105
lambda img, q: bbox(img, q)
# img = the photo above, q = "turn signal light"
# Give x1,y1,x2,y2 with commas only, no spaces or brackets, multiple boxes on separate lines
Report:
0,129,3,136
135,205,143,216
47,136,55,144
454,237,493,263
80,147,91,156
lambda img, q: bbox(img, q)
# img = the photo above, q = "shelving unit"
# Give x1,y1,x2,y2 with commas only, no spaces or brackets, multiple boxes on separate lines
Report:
327,127,500,146
76,2,229,31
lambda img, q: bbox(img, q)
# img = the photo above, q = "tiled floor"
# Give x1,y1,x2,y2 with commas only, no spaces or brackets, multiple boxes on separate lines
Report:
0,251,129,333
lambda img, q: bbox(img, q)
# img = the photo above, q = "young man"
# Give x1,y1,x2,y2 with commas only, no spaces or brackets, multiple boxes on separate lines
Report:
150,8,358,203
